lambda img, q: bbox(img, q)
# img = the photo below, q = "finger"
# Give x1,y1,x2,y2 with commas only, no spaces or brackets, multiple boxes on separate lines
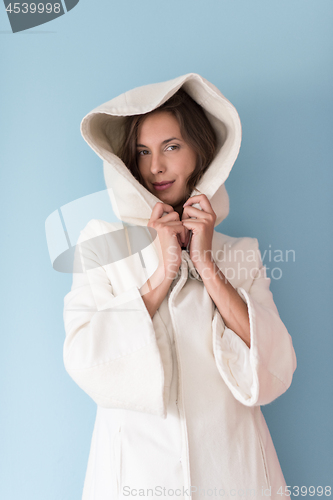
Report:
155,211,180,224
178,225,189,246
172,223,187,245
182,226,190,247
182,205,213,221
183,194,215,216
183,226,190,245
176,234,182,247
162,220,184,228
150,202,175,222
181,219,202,232
167,222,188,242
156,221,186,239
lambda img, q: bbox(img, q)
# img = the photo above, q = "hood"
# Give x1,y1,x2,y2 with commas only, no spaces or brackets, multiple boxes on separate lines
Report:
80,73,242,227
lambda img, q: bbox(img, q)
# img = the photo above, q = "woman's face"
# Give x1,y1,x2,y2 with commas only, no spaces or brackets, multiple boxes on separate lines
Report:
136,111,197,210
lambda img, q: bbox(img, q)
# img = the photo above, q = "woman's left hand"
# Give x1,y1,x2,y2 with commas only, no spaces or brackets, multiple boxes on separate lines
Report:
181,194,216,271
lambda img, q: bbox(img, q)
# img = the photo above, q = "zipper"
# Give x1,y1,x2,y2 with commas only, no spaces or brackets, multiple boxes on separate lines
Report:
168,255,193,497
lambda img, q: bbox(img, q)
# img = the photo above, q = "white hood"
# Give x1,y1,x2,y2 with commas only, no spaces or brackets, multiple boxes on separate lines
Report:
80,73,242,227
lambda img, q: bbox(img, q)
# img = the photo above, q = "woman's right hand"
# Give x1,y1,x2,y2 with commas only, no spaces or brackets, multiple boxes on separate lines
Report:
148,202,186,280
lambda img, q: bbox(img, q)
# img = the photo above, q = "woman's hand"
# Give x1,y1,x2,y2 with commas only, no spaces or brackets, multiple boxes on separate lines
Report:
148,202,187,280
181,194,216,272
140,202,188,318
182,195,250,346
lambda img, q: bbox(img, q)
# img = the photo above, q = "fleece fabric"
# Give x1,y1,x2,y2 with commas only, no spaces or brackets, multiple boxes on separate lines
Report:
63,73,297,500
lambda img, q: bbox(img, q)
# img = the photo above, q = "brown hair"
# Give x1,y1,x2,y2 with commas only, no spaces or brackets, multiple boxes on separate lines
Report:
117,87,217,199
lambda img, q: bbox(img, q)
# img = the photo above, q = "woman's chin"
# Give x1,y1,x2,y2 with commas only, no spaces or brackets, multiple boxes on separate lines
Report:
153,190,185,213
155,192,175,205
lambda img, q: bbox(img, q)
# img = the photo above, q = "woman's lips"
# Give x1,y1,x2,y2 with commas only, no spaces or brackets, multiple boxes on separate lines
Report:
153,181,175,191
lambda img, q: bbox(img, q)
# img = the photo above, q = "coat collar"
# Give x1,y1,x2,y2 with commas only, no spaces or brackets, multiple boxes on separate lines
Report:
80,73,242,228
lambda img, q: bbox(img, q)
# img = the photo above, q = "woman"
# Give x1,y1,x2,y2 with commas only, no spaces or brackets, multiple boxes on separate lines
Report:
63,73,297,500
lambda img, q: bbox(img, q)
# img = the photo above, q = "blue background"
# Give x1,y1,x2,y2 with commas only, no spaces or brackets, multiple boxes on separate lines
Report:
1,1,332,498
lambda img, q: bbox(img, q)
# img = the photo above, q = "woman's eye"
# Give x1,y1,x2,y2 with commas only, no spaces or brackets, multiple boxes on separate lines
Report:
137,150,149,156
166,145,179,151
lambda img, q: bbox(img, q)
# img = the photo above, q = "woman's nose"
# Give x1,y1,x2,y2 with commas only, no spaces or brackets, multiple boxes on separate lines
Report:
150,153,166,174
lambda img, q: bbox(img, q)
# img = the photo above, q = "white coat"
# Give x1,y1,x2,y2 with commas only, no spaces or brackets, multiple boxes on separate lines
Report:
63,73,297,500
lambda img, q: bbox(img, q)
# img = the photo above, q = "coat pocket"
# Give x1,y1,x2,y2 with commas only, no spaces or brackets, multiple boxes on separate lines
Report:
113,426,122,498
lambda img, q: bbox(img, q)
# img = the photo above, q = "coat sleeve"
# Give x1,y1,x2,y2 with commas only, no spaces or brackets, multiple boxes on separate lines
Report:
63,219,168,418
212,238,297,406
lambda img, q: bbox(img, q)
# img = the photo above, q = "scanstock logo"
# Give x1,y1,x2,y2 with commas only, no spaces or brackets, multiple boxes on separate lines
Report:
3,1,80,33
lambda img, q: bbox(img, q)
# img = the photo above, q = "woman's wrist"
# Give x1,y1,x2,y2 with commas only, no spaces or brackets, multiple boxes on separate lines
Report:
140,265,175,318
193,256,215,280
197,260,251,348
